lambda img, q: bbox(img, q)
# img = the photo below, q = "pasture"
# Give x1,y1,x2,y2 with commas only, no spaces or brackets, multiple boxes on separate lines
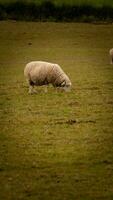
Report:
0,21,113,200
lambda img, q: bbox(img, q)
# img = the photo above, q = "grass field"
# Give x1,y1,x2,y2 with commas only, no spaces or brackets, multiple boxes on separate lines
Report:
0,21,113,200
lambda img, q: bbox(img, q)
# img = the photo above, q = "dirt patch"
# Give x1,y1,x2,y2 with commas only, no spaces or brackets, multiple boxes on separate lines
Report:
66,119,77,125
51,118,96,125
107,101,113,105
68,101,80,106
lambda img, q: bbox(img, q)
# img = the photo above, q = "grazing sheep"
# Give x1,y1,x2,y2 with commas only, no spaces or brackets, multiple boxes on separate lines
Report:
24,61,72,94
109,48,113,64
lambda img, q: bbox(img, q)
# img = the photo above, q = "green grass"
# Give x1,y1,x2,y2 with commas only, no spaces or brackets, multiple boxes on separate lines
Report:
0,21,113,200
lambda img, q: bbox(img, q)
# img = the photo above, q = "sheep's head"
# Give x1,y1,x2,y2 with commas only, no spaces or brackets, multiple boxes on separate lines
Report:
61,79,72,92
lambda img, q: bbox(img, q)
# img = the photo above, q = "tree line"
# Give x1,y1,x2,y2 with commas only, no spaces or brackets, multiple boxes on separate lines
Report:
0,0,113,22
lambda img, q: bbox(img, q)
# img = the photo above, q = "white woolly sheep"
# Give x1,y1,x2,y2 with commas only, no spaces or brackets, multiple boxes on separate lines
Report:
109,48,113,64
24,61,72,94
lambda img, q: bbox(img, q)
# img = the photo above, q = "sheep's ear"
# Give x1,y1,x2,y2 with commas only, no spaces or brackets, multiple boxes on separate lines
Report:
61,81,66,87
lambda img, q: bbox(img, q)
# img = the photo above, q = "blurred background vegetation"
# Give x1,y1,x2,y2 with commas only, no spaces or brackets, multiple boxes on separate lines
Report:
0,0,113,22
0,0,113,6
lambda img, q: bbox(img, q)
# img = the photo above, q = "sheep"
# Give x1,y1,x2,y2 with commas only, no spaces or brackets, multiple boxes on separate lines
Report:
24,61,72,94
109,48,113,64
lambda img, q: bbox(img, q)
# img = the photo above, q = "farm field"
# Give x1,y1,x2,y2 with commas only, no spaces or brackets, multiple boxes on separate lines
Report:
0,21,113,200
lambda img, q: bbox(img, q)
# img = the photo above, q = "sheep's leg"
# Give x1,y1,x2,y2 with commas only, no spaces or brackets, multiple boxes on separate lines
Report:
44,85,48,93
54,87,57,93
28,85,34,94
28,80,37,94
112,58,113,64
33,86,37,93
29,85,37,94
110,57,113,64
